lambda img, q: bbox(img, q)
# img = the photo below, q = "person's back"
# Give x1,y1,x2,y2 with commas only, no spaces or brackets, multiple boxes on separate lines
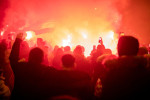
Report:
102,36,150,100
52,48,64,70
102,56,149,100
53,54,92,100
9,33,56,100
73,45,91,75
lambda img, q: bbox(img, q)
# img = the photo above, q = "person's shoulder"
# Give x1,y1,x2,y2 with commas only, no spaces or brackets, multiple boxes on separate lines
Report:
58,70,91,79
118,56,147,68
73,70,91,80
102,55,118,70
47,66,56,70
42,65,57,75
18,61,28,67
40,65,58,79
42,65,56,71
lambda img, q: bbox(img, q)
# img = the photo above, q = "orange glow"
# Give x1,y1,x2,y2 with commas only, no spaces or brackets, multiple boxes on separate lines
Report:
120,32,125,36
38,29,118,57
80,30,88,39
3,0,129,56
37,28,118,57
24,31,37,48
102,30,118,55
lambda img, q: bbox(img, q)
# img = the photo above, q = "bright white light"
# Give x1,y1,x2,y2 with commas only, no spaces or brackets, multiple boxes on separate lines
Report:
62,35,72,47
1,31,4,36
82,33,87,39
26,31,33,40
80,30,88,39
100,30,118,55
108,31,114,39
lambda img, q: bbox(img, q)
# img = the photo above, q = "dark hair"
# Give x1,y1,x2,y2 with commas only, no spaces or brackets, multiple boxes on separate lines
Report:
28,47,44,63
117,36,139,56
61,54,75,68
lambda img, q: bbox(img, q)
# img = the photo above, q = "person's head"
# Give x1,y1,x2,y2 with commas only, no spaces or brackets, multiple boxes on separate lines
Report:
28,47,44,64
56,48,64,55
20,41,30,59
96,44,105,54
104,49,112,55
117,36,139,57
73,45,84,55
138,47,148,56
37,38,45,47
61,54,75,70
64,46,71,52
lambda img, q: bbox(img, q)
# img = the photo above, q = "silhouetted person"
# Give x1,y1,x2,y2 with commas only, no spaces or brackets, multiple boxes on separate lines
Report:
90,45,96,56
91,44,105,67
52,54,92,100
64,46,72,54
117,36,139,56
102,36,150,100
52,48,64,70
37,38,49,65
9,33,56,100
37,38,45,48
0,40,14,92
104,49,112,55
138,47,148,56
92,54,117,99
73,45,91,75
19,41,30,61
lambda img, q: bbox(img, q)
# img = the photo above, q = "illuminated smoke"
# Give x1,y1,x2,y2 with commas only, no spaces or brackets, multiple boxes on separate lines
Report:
0,0,9,29
120,0,150,45
5,0,149,55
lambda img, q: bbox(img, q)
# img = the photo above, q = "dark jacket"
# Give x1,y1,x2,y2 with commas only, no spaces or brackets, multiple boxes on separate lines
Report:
102,56,150,100
53,70,92,100
9,38,56,100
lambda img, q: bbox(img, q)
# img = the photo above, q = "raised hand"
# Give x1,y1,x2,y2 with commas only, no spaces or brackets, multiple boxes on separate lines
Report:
16,33,24,40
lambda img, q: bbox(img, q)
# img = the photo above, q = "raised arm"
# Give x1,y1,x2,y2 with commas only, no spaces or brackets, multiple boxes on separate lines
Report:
9,33,23,71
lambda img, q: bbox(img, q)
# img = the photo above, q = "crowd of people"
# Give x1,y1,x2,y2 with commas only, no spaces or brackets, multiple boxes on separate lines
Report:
0,32,150,100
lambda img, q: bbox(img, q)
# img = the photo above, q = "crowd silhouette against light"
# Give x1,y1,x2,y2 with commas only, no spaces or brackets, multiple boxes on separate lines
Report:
0,0,150,100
